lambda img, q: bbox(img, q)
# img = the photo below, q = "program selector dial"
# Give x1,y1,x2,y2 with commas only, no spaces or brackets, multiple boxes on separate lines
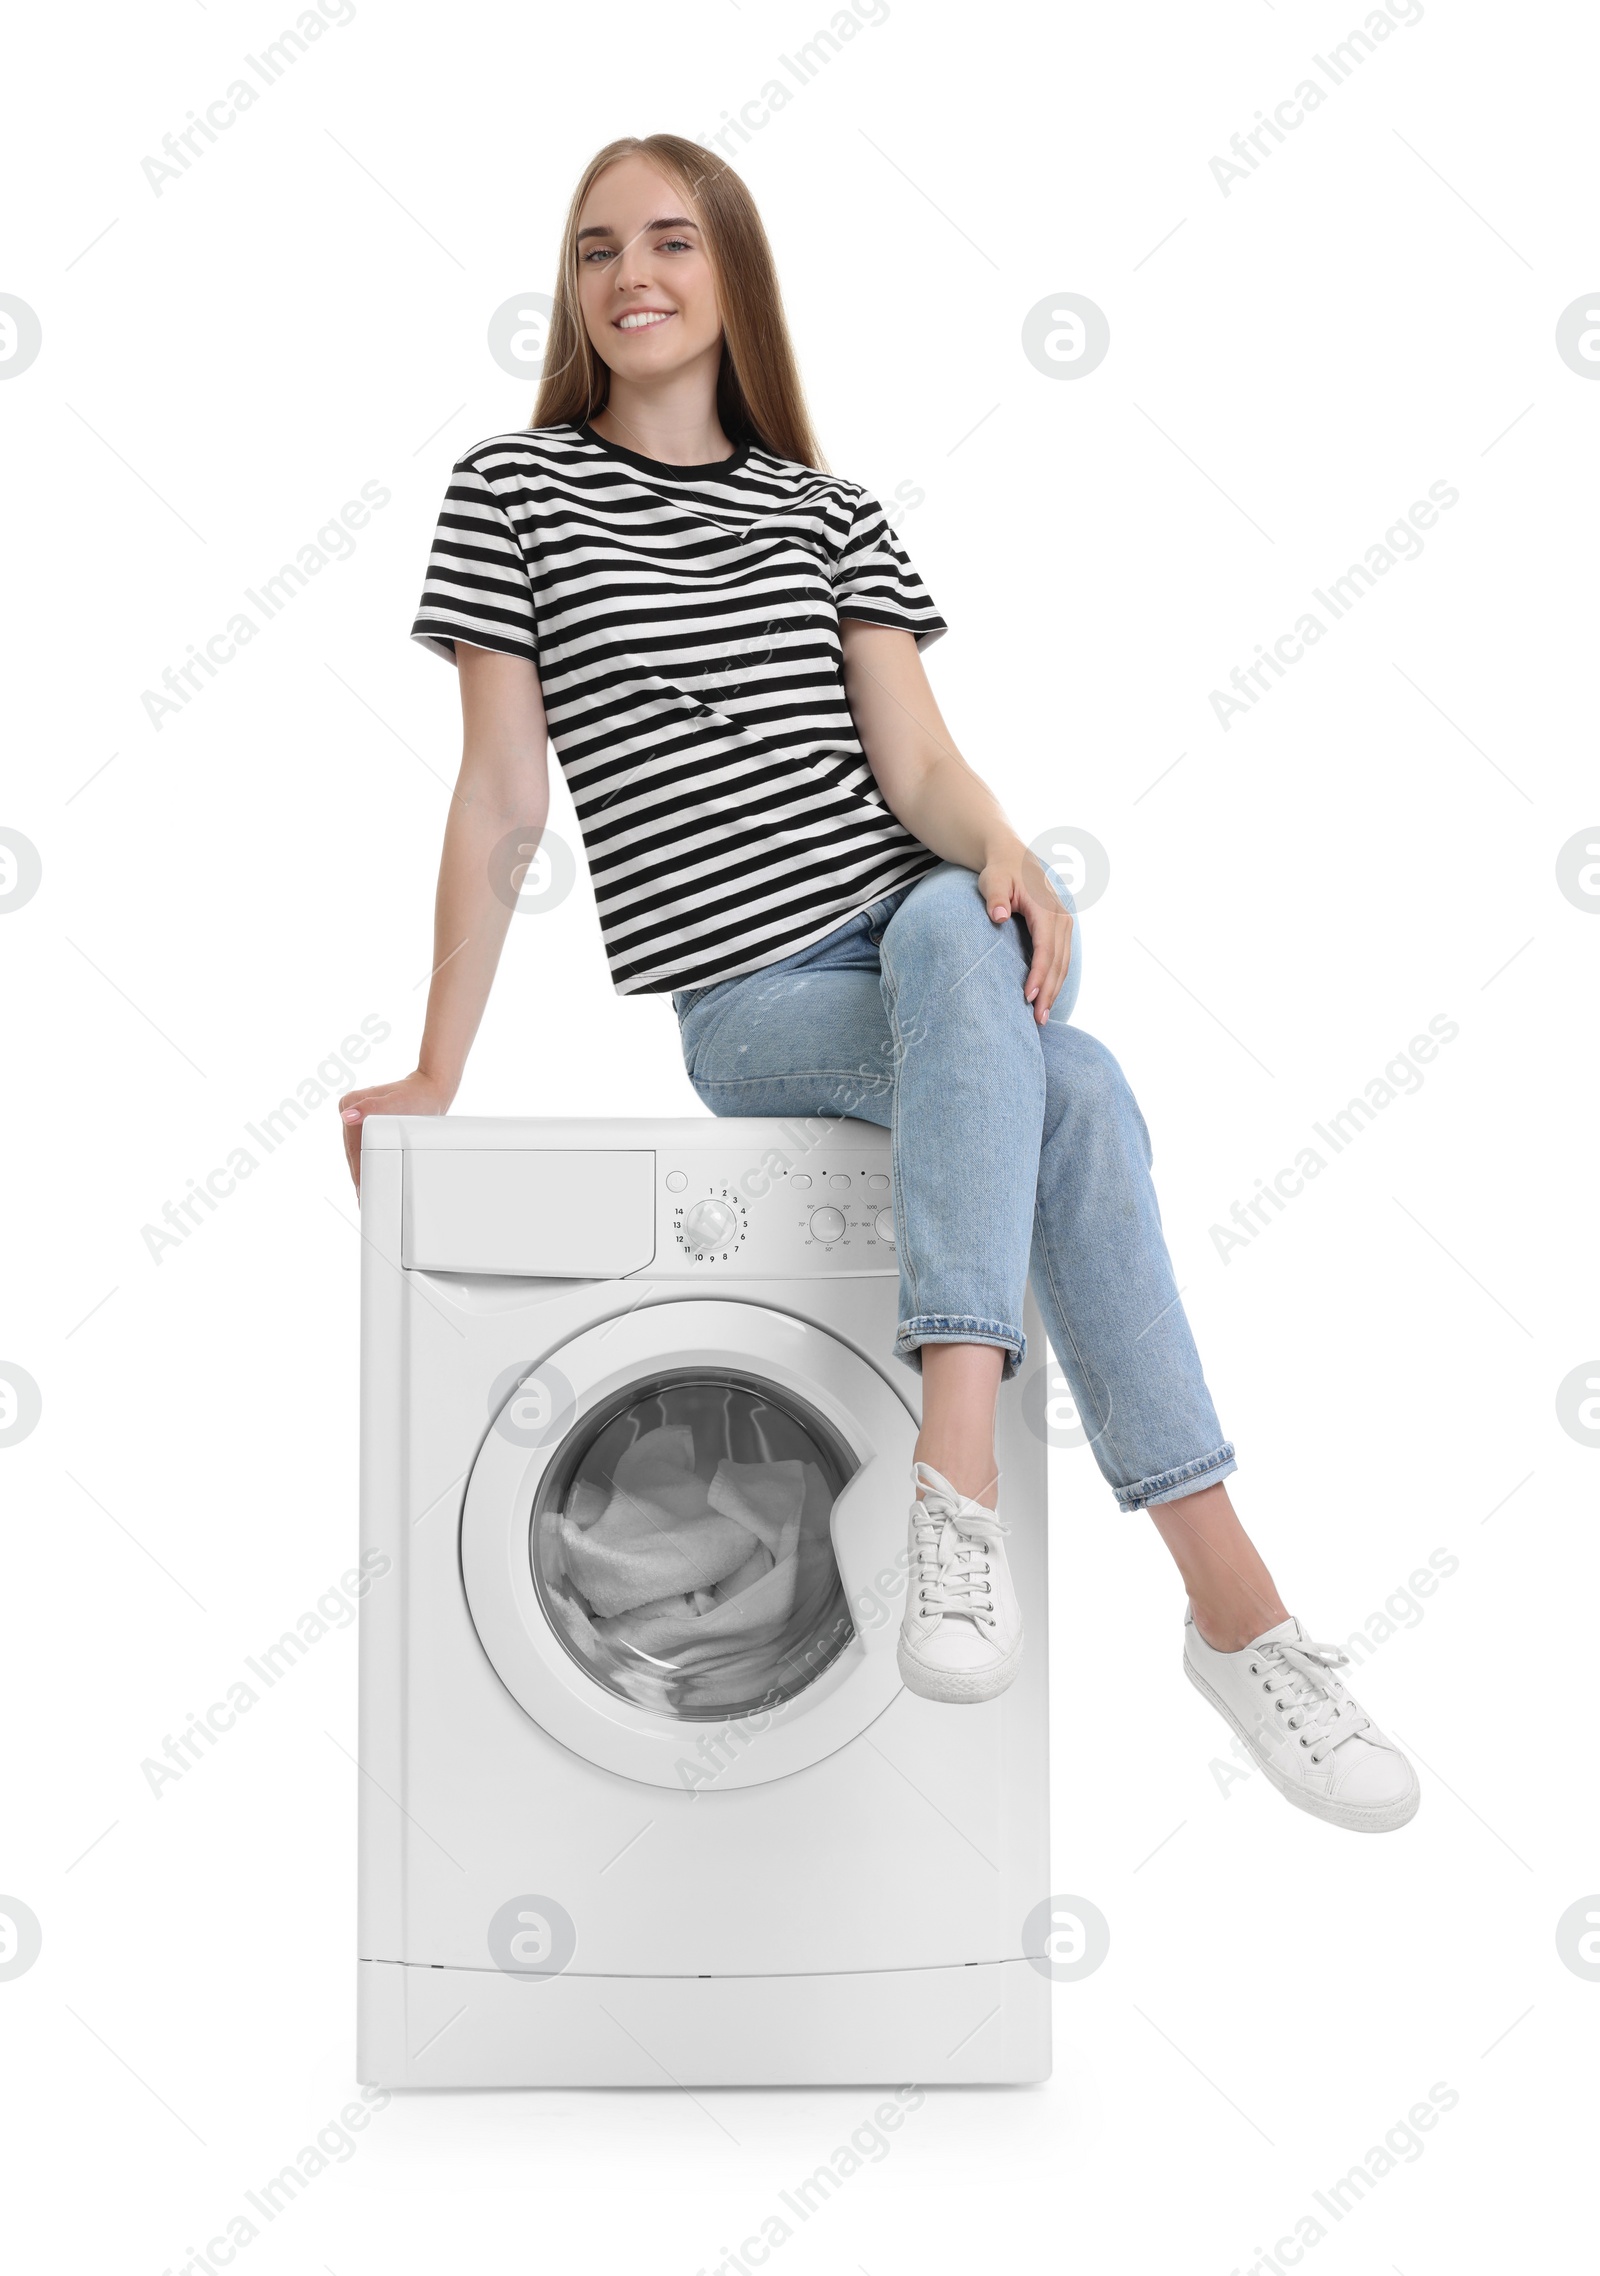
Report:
680,1196,741,1255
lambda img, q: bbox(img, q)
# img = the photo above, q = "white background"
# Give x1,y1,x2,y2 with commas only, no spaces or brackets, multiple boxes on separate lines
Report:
2,0,1595,2269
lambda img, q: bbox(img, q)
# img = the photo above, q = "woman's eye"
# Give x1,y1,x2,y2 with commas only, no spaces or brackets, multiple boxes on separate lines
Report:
582,239,693,263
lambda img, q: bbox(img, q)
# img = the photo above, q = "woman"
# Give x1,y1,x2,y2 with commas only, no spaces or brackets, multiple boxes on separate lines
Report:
339,134,1418,1833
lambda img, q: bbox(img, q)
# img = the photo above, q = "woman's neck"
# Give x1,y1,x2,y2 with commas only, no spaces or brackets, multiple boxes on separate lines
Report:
587,379,731,468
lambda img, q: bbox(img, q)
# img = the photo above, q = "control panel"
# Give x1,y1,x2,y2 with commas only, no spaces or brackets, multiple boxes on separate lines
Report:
655,1151,898,1277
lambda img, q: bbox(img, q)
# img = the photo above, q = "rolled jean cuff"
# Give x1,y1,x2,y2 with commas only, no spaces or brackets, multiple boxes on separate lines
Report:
1115,1444,1238,1514
894,1314,1026,1382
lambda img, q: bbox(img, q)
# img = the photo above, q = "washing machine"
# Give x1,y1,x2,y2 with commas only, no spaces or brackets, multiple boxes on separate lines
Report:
355,1114,1052,2087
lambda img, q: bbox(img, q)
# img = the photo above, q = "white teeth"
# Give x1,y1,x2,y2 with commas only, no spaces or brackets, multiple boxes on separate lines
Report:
617,310,672,331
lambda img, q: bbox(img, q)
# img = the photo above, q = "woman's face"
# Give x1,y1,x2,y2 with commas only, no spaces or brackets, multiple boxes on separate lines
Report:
574,156,724,386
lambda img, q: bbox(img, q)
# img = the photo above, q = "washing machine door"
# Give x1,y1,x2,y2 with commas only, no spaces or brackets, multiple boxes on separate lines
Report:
461,1299,918,1790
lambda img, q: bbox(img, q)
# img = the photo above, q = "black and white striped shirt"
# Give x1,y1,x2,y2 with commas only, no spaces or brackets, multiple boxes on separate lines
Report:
411,421,947,995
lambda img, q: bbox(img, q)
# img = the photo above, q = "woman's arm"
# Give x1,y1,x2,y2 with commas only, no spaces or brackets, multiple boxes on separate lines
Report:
338,642,551,1186
839,619,1073,1026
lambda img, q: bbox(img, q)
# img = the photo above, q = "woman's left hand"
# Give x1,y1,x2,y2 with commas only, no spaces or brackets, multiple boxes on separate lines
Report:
977,846,1074,1026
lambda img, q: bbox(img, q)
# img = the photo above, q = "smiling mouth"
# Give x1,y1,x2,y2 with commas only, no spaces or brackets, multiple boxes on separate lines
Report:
614,310,675,333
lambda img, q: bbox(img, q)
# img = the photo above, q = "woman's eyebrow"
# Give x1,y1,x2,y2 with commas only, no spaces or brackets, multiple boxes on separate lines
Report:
577,215,700,243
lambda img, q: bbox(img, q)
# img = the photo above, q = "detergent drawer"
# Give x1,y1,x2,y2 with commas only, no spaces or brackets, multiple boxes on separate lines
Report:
401,1149,656,1276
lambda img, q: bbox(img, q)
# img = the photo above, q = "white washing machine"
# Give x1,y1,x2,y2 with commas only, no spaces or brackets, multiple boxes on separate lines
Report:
356,1115,1051,2087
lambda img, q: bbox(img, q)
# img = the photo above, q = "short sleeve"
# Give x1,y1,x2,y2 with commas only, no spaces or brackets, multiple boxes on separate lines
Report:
410,454,540,669
829,485,947,650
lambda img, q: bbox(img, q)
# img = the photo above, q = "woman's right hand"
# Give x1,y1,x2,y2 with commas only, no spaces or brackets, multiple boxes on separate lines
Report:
339,1068,455,1193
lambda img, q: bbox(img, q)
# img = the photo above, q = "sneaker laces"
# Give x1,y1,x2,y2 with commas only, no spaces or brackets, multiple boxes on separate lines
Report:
1256,1629,1375,1763
910,1462,1010,1626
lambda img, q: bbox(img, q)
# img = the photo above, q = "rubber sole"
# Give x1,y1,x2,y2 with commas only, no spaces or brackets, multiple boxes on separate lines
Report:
897,1631,1024,1704
1184,1653,1420,1833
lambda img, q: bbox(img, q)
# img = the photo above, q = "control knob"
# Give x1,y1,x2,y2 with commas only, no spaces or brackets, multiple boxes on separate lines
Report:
681,1197,739,1254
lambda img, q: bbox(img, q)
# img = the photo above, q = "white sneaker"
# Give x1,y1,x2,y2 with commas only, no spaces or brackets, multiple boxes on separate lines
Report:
1184,1607,1420,1833
896,1460,1023,1704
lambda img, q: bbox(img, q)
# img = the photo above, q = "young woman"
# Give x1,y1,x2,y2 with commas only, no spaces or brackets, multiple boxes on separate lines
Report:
339,134,1419,1834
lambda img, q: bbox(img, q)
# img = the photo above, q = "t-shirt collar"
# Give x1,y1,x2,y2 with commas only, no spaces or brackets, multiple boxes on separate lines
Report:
572,418,752,479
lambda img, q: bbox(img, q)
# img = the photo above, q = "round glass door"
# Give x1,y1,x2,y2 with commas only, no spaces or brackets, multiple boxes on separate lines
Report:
530,1368,857,1721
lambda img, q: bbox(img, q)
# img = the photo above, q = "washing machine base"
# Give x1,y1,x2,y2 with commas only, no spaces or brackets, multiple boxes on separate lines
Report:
357,1957,1051,2087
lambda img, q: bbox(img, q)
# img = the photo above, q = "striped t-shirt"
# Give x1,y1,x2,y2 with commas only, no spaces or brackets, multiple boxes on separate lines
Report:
410,421,948,995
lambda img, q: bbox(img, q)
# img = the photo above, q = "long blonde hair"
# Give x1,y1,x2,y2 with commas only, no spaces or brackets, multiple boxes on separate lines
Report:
531,134,828,472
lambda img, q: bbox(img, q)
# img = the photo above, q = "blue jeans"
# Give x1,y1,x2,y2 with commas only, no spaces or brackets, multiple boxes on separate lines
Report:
671,863,1237,1513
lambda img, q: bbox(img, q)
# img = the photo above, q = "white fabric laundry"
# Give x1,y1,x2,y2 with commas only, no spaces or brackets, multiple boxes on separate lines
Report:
561,1508,757,1619
564,1477,610,1531
705,1458,810,1555
556,1425,754,1618
547,1420,847,1714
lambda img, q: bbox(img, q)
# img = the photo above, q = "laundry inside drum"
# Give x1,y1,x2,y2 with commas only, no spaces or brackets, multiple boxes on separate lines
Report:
530,1370,858,1721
